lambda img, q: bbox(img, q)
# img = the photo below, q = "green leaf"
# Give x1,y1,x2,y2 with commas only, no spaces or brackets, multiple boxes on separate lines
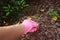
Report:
17,1,21,5
25,4,29,6
6,12,10,16
22,1,26,6
3,6,8,9
21,0,24,4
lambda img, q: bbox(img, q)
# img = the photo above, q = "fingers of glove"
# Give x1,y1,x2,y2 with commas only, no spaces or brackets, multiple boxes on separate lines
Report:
29,27,37,32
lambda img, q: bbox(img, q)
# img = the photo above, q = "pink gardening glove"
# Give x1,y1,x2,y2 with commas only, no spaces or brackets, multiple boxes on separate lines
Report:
22,19,39,34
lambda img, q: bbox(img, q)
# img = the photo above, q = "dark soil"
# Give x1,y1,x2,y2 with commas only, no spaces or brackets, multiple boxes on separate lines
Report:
18,0,60,40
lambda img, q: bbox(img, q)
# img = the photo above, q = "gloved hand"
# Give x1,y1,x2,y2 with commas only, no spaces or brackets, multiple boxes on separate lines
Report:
22,19,39,34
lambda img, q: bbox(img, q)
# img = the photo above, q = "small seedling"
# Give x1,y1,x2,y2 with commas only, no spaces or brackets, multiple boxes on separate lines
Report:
48,8,59,21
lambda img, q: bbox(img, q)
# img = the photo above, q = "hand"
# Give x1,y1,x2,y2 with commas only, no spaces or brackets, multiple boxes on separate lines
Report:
22,19,39,34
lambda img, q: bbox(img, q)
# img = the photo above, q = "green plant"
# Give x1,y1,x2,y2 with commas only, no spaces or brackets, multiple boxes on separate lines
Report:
48,8,59,18
0,0,29,26
48,8,59,21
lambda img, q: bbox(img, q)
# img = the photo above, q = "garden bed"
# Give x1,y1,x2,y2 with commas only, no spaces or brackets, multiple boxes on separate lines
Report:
19,0,60,40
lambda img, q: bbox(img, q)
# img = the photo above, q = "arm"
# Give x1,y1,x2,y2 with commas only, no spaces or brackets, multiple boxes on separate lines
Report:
0,19,39,40
0,24,24,40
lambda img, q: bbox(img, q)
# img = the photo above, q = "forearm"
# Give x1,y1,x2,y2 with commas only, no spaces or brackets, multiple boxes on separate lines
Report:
0,24,24,40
